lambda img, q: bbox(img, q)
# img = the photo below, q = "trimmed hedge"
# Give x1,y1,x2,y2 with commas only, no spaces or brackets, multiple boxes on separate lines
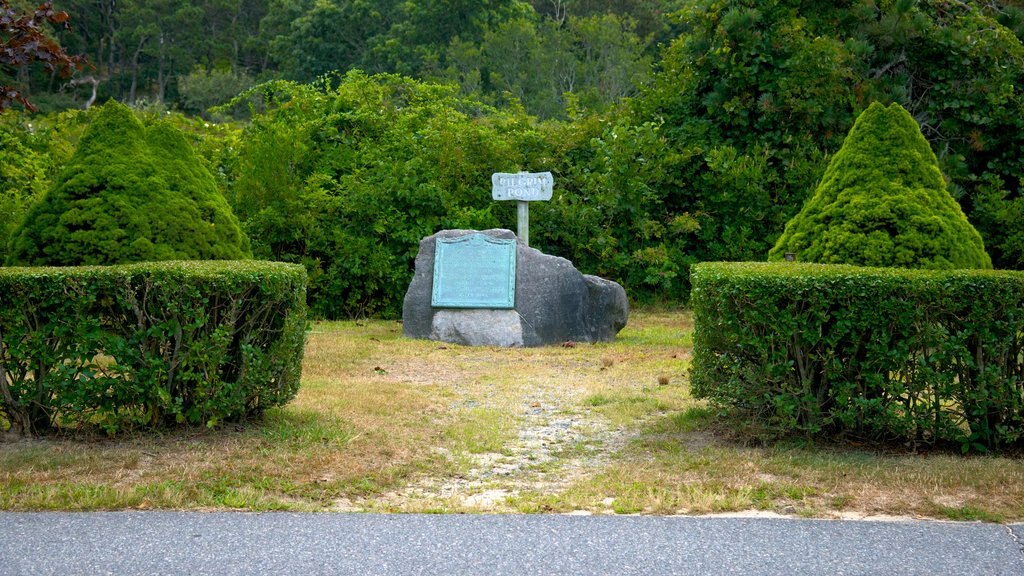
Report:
0,261,307,435
691,262,1024,451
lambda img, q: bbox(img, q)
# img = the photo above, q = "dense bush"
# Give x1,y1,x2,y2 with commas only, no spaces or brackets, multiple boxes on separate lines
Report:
770,102,991,269
229,72,547,319
629,0,1024,281
0,261,307,435
532,116,700,301
691,262,1024,452
0,118,50,264
7,100,251,266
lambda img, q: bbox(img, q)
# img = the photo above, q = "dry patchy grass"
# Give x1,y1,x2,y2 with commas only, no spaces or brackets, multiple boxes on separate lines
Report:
509,406,1024,522
2,309,1023,521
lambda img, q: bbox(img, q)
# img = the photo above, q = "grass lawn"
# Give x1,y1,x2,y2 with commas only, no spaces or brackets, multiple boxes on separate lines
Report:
2,310,1022,521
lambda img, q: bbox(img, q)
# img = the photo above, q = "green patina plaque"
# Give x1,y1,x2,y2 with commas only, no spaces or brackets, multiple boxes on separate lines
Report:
432,234,517,308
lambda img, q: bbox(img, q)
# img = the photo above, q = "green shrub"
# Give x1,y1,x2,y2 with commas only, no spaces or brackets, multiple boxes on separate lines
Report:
0,116,50,264
644,1,1024,273
690,261,1024,451
0,260,307,435
177,67,256,119
6,100,251,266
230,72,544,319
769,102,991,269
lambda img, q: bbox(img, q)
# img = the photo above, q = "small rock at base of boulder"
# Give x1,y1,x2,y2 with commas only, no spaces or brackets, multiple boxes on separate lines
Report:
402,229,628,347
431,309,524,347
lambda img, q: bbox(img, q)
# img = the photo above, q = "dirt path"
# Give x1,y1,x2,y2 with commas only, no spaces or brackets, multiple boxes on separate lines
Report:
335,381,642,513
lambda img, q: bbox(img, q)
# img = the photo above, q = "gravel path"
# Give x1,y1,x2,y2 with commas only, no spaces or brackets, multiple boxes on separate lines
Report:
336,384,639,512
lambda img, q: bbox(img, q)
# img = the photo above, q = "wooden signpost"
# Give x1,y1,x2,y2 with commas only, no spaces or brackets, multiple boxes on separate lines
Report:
491,171,553,247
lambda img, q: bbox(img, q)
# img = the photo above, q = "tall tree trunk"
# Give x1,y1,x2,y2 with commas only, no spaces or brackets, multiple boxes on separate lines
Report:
157,33,166,104
231,10,241,74
105,0,117,73
129,37,146,103
97,37,106,77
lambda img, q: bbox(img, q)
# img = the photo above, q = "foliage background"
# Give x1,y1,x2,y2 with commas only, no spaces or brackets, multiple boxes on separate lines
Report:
3,0,1024,318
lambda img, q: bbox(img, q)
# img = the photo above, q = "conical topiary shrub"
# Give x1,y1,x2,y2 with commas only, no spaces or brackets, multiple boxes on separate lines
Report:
7,100,251,265
769,102,991,269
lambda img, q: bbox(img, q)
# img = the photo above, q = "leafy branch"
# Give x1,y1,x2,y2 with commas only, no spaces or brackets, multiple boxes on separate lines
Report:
0,0,86,111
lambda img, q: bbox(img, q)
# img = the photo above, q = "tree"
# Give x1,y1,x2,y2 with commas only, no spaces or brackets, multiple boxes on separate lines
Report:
177,66,254,117
769,102,991,270
1,0,84,111
477,12,649,118
571,14,650,111
622,0,1024,284
480,17,547,109
267,0,398,82
574,0,858,296
110,0,205,104
51,0,271,108
373,0,531,76
7,100,251,265
526,0,669,40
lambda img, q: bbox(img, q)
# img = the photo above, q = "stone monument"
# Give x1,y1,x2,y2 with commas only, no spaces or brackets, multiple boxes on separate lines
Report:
402,228,628,347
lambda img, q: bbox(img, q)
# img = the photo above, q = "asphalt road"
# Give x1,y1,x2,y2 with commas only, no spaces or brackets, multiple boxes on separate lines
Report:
2,512,1023,575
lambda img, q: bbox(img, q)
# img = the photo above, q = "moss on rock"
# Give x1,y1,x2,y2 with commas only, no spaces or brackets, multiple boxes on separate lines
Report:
769,102,991,269
7,100,250,265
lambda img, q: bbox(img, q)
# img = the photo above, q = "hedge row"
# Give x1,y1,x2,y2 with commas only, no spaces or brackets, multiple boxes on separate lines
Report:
690,262,1024,451
0,261,307,435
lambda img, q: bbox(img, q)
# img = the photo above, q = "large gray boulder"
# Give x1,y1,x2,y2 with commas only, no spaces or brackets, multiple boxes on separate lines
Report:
403,229,628,347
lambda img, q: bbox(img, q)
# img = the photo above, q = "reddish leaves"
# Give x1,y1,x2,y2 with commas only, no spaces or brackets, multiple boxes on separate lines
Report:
1,0,86,111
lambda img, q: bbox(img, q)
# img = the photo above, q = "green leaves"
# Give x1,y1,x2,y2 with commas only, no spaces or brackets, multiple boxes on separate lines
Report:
0,116,49,263
0,260,308,436
770,102,992,270
691,261,1024,451
231,72,537,318
636,0,1024,281
6,101,251,266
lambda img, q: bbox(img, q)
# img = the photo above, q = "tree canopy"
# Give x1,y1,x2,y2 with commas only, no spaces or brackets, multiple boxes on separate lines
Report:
3,1,1024,316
